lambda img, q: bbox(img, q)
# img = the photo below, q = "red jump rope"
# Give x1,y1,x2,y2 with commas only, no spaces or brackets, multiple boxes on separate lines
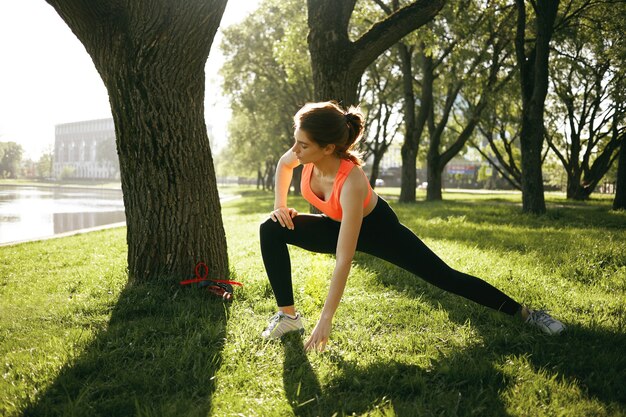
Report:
180,262,243,300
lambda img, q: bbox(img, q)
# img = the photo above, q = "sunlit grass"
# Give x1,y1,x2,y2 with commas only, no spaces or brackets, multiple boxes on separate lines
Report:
1,188,625,416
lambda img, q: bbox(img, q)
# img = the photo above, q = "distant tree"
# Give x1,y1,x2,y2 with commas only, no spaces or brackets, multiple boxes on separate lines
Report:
36,148,54,179
306,0,445,105
345,2,404,188
220,0,312,191
368,0,432,202
0,142,24,179
371,0,514,202
396,39,430,202
614,139,626,210
545,1,626,200
59,165,76,180
470,93,524,190
45,0,229,281
358,51,402,187
423,1,515,201
609,1,626,210
515,0,608,212
19,158,37,178
473,1,616,198
514,0,560,214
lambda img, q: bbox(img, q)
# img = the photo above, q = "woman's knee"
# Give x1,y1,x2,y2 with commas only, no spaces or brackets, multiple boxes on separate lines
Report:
260,216,284,239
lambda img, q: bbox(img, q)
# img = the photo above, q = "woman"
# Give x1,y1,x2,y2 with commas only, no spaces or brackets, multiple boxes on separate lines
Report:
259,101,565,352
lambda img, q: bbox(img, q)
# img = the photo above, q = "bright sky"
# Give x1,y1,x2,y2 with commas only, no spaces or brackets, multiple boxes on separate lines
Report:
0,0,259,160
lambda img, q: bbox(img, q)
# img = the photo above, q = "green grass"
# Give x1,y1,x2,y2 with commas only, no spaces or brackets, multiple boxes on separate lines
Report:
1,190,625,416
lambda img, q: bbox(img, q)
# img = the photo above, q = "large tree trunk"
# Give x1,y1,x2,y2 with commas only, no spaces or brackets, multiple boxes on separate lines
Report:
306,0,359,104
46,0,229,281
614,141,626,210
515,0,559,214
306,0,444,105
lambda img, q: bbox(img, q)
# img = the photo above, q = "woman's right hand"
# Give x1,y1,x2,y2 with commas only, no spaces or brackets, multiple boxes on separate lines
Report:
270,206,298,230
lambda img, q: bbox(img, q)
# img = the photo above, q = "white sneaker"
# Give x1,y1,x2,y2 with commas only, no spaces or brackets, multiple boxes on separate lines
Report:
525,309,566,335
261,311,304,339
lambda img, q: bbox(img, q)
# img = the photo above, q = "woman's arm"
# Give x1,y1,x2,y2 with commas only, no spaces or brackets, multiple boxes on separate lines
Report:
304,169,367,351
271,149,300,229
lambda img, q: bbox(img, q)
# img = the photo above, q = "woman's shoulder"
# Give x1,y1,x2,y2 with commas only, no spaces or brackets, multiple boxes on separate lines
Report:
342,163,369,194
279,149,301,168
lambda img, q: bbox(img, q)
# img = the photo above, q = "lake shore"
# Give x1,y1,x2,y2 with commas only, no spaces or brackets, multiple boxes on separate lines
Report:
0,179,122,190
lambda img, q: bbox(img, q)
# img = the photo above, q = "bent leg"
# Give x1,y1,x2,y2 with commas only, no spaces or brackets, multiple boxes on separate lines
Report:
260,214,340,307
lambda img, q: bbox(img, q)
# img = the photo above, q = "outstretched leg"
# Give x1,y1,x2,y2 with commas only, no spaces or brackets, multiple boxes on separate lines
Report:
356,199,521,315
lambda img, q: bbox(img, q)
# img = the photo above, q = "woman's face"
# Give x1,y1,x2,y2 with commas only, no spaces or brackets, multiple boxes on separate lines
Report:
291,128,332,164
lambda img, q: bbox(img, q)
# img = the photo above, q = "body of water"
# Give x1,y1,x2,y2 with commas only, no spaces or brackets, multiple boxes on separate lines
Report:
0,185,126,245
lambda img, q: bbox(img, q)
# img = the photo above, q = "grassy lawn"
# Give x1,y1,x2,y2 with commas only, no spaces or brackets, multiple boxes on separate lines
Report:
1,190,625,416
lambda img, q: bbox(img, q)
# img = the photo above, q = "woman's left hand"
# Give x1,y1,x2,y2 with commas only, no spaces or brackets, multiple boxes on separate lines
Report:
304,317,332,352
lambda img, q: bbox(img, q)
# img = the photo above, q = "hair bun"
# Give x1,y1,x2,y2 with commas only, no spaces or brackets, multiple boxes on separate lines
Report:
344,110,363,125
344,107,365,146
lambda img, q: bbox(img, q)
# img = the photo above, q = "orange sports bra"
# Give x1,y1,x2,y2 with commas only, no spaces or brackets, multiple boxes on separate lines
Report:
300,159,373,221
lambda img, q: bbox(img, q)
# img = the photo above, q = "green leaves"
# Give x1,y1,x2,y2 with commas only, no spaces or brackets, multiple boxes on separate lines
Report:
218,0,312,181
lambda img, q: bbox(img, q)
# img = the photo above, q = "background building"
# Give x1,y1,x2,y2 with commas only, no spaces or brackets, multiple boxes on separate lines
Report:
53,118,216,180
53,118,119,180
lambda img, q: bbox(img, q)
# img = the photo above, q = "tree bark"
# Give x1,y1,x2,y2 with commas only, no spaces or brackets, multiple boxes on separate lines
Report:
306,0,444,105
515,0,559,214
398,44,417,203
369,154,383,188
426,162,443,200
566,179,591,200
45,0,229,281
399,43,432,203
614,140,626,210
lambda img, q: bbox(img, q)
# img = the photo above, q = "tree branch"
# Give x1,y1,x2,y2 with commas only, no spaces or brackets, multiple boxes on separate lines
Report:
350,0,445,76
469,138,521,189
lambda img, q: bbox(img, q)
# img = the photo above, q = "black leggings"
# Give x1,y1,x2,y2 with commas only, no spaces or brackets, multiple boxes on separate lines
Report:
259,197,521,316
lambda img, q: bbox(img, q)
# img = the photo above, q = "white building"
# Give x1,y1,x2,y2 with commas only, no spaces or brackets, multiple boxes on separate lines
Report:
53,118,119,179
53,117,215,180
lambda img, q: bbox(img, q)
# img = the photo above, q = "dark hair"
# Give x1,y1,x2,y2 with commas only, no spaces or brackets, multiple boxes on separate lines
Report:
294,101,365,165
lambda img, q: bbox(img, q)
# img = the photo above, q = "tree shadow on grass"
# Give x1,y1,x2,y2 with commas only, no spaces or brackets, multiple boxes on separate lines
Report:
280,252,626,417
356,253,626,408
281,333,515,416
324,323,626,416
393,198,626,232
281,331,515,417
23,281,229,417
282,334,323,416
531,323,626,404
